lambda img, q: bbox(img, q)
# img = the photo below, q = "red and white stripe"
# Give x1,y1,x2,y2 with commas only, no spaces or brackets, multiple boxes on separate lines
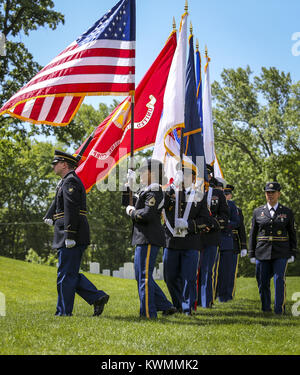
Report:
0,39,135,126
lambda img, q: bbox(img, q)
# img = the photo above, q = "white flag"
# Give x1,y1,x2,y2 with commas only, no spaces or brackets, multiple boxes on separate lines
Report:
152,11,188,181
202,58,215,166
213,151,224,178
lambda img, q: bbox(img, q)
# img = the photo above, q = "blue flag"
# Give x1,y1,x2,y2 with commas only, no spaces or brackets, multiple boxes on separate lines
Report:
196,46,203,131
184,34,207,180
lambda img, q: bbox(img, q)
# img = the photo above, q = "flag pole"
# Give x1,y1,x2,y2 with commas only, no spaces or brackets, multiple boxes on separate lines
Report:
178,4,189,218
75,128,96,162
129,90,135,205
127,58,136,204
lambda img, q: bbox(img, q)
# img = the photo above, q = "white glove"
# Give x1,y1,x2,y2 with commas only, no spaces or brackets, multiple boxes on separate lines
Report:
44,218,53,226
175,218,188,230
250,257,256,264
126,205,135,216
65,239,76,248
193,180,204,202
288,256,295,263
240,249,247,257
127,169,136,184
174,170,184,186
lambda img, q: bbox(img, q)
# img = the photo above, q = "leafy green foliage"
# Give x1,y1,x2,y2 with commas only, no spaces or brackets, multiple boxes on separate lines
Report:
212,66,300,275
0,0,64,107
0,140,56,259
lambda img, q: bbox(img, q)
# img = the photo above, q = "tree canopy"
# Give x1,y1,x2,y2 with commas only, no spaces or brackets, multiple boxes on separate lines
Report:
212,66,300,275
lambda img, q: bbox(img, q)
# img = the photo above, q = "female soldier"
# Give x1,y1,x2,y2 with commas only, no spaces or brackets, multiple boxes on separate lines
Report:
249,182,297,314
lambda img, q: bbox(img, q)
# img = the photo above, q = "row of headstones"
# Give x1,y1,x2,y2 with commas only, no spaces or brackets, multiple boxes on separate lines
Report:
89,261,164,280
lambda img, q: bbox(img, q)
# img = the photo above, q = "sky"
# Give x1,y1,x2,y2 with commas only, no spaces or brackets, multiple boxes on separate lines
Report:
13,0,300,109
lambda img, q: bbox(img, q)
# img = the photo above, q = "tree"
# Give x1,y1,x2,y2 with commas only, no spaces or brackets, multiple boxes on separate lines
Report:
0,140,57,259
0,0,66,144
0,0,64,104
211,66,300,276
0,0,65,259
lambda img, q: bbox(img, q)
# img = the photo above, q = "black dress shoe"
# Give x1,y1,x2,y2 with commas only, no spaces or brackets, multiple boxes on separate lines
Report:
162,306,177,315
93,294,110,316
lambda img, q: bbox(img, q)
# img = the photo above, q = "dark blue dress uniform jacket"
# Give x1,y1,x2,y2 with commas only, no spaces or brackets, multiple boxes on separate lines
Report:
202,188,229,247
163,186,219,250
232,207,247,253
219,199,240,251
44,171,90,249
122,184,166,247
249,204,297,260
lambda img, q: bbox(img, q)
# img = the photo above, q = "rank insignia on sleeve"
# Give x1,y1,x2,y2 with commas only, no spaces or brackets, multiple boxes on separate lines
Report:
68,187,74,193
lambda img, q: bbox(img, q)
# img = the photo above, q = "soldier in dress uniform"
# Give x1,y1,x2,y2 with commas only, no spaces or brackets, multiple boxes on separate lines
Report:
215,178,240,302
44,150,109,316
123,158,176,319
197,165,229,308
249,182,297,314
163,163,219,315
223,185,248,299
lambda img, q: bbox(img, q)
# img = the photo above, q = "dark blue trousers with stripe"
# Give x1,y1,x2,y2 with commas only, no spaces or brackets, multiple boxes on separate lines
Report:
134,245,173,318
228,253,239,299
56,245,106,316
216,250,237,302
255,258,288,314
198,245,218,308
163,248,199,314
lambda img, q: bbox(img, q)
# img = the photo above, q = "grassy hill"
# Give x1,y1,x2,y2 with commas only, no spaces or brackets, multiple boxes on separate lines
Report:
0,256,299,355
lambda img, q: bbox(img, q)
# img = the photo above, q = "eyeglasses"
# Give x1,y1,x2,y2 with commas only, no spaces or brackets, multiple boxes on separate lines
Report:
51,160,62,166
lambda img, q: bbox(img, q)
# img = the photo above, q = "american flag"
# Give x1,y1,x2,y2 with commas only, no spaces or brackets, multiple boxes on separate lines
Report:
0,0,136,126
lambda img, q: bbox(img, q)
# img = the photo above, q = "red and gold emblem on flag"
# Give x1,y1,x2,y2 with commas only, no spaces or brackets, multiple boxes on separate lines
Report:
75,31,177,192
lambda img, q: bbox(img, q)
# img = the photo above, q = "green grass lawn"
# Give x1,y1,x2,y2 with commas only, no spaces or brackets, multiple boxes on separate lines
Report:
0,255,299,355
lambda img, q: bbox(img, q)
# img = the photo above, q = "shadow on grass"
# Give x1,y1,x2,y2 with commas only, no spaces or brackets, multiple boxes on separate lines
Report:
103,314,299,328
102,298,300,327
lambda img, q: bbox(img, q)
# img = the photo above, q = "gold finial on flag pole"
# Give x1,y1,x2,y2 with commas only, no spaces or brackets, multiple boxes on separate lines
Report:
196,38,199,51
185,0,188,12
205,44,208,58
204,44,211,69
173,16,176,31
190,21,193,35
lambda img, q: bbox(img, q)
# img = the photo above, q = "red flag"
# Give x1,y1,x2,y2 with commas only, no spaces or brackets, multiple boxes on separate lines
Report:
0,0,136,126
76,31,177,192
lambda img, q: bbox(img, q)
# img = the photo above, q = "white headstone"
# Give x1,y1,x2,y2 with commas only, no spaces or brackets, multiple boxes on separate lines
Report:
102,269,110,276
89,262,100,274
153,267,158,279
118,267,124,278
0,292,5,317
113,270,120,278
124,262,135,279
